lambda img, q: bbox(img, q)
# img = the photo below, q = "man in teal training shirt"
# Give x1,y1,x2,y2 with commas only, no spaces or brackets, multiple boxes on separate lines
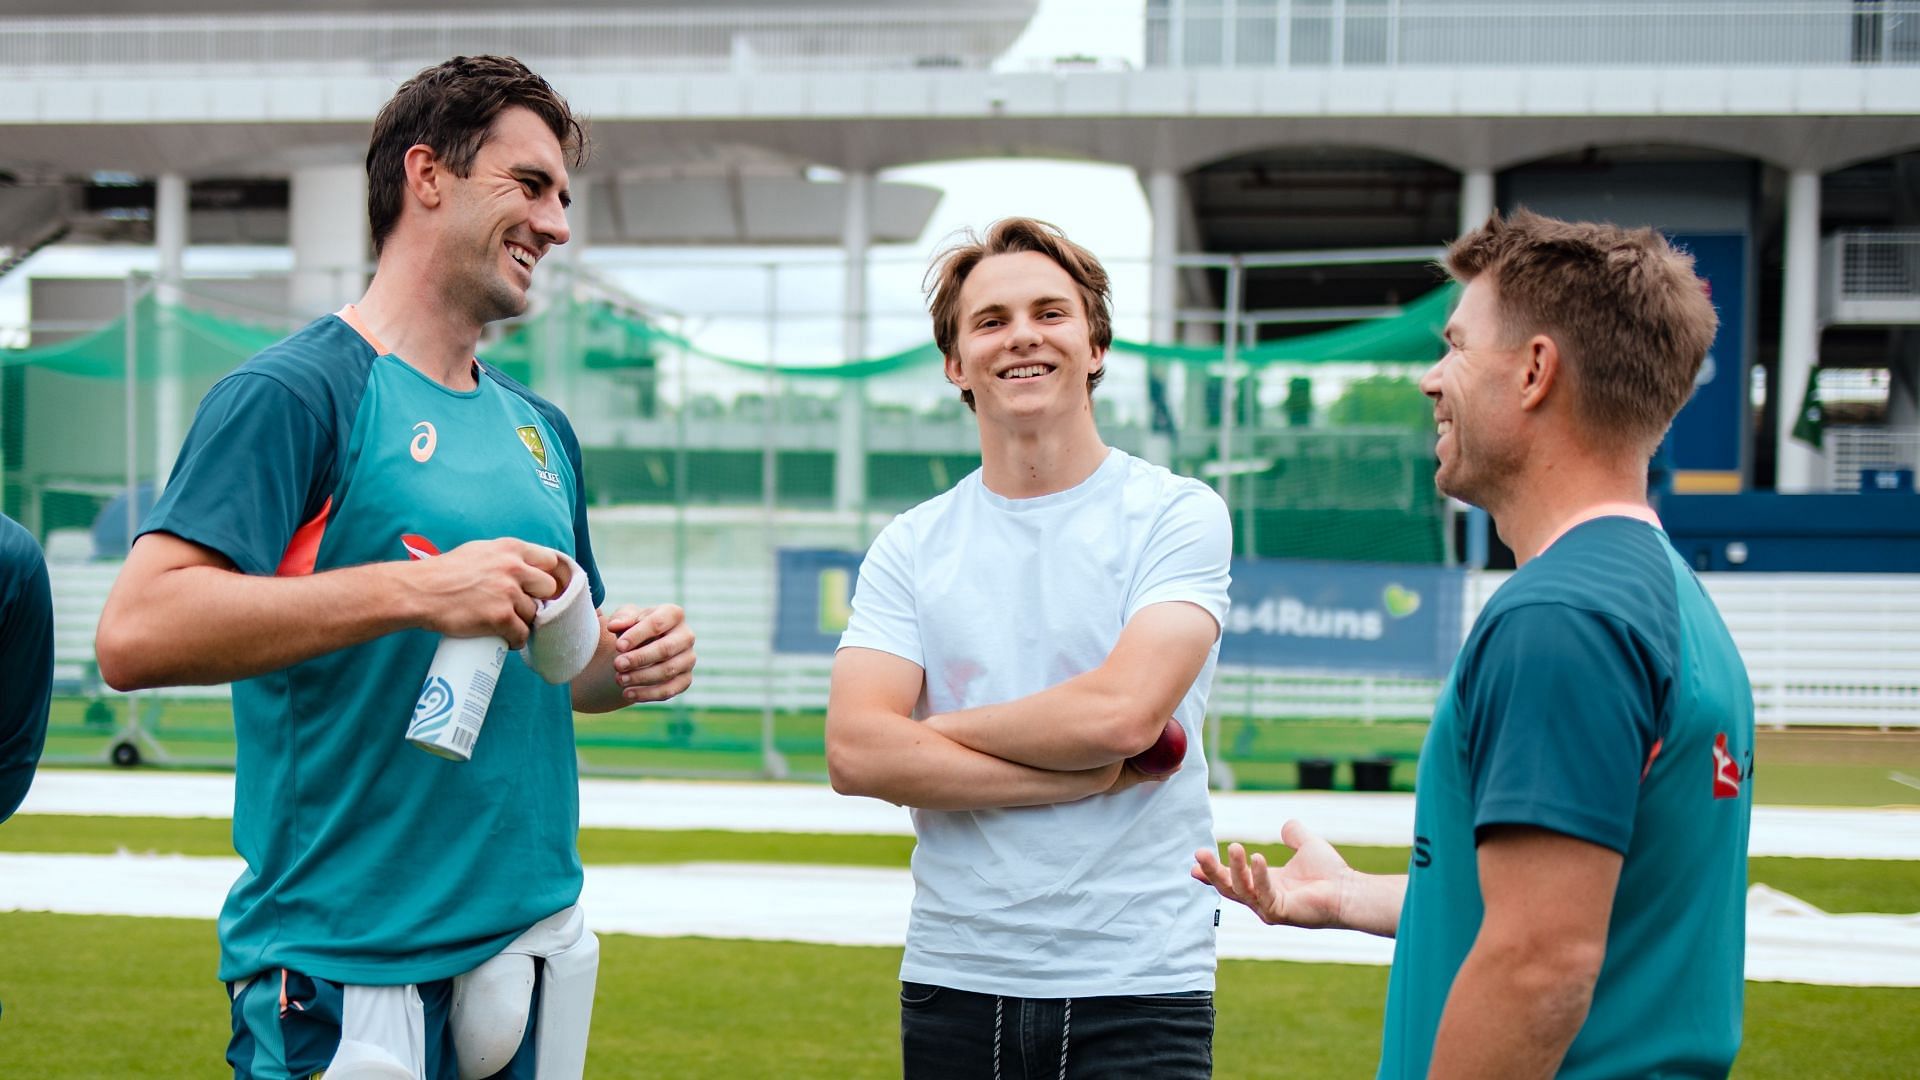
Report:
97,56,697,1078
1196,210,1754,1078
0,511,52,824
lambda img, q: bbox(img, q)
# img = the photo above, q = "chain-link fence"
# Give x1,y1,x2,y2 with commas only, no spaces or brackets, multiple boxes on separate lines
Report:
5,257,1450,786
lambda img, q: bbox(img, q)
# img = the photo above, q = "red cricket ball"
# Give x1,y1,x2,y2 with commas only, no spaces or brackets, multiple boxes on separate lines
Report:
1127,719,1187,776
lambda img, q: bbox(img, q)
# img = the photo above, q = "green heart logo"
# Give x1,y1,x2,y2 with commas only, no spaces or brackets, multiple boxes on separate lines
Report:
1382,584,1421,619
818,568,853,633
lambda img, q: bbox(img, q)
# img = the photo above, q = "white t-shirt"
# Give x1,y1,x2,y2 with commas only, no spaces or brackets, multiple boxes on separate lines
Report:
839,447,1233,997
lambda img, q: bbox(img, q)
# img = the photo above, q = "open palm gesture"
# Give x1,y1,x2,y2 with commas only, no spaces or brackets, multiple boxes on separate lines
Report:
1192,820,1354,929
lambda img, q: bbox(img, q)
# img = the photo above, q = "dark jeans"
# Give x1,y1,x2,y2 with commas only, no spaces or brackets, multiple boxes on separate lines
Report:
900,981,1214,1079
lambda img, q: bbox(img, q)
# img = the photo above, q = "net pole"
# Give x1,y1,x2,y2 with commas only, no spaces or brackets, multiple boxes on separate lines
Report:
1220,258,1243,554
124,273,140,555
121,273,144,756
1240,333,1259,557
760,263,786,778
670,327,691,746
672,336,688,607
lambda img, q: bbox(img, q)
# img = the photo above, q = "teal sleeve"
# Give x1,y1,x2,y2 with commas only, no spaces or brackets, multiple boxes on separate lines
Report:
1459,603,1668,855
140,372,334,576
0,516,52,822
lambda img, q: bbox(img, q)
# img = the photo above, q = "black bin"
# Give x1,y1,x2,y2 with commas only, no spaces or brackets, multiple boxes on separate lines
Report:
1352,758,1395,792
1297,758,1336,790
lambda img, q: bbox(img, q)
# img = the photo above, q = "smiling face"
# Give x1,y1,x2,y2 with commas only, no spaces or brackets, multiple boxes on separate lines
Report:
437,105,572,326
944,251,1105,430
1420,277,1533,509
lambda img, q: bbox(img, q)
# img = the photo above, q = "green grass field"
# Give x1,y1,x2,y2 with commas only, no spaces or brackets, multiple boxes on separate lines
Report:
39,698,1920,805
1,910,1914,1079
19,706,1919,1073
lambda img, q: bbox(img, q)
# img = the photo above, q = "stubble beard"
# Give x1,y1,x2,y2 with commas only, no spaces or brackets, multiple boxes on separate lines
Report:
1434,433,1523,515
457,250,528,329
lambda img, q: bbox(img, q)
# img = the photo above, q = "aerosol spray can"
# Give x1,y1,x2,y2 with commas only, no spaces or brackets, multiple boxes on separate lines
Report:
407,635,508,761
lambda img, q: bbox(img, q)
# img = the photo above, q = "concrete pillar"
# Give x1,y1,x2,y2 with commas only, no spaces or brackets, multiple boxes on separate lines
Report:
289,161,368,319
1458,168,1495,236
1458,167,1495,565
1888,329,1918,434
1777,168,1825,492
1145,168,1181,464
153,173,187,491
835,171,870,514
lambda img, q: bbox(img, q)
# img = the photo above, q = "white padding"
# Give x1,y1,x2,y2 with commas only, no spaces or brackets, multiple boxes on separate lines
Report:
450,954,535,1080
450,905,598,1080
326,1044,418,1080
522,553,598,685
331,984,427,1079
534,927,600,1079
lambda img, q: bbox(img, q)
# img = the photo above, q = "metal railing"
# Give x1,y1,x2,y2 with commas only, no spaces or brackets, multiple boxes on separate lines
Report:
1147,1,1920,68
1835,230,1920,297
3,3,1916,77
1823,230,1920,326
0,6,1041,77
1827,426,1920,492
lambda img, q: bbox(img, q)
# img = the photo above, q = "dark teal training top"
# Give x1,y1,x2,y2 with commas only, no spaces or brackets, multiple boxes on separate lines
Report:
141,310,604,985
0,512,52,822
1381,516,1754,1079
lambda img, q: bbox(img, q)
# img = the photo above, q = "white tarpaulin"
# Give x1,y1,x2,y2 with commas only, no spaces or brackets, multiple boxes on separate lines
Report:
1,853,1915,987
16,771,1920,860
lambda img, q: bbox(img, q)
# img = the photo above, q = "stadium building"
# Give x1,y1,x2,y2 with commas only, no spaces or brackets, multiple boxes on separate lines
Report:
1,0,1917,759
4,2,1917,507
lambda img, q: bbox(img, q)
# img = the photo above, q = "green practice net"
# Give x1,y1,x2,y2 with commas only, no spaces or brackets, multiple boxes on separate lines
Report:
6,278,1452,783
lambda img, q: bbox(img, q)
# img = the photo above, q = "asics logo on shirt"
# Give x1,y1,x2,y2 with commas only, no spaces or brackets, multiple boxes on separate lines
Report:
411,421,437,463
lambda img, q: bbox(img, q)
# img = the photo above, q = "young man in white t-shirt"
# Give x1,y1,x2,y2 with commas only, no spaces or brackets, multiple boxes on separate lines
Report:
827,217,1232,1078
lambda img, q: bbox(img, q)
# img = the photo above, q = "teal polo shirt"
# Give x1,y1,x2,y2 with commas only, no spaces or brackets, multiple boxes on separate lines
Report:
141,309,604,985
1381,517,1754,1079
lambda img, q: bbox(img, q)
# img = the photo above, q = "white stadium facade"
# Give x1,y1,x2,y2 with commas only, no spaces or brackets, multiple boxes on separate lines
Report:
1,0,1916,505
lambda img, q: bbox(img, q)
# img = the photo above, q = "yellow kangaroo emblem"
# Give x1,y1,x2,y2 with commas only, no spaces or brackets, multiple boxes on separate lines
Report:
515,425,547,469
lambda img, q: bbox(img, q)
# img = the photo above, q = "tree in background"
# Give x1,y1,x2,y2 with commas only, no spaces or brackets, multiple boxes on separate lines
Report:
1327,375,1431,432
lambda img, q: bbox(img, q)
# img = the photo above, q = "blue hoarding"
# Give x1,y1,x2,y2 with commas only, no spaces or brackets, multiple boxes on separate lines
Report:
1222,558,1465,678
777,548,1466,679
773,548,864,655
1662,232,1749,485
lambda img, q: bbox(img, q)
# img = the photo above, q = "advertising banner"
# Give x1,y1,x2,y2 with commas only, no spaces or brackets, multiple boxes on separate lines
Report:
777,549,1466,678
1221,557,1465,678
1662,232,1750,492
773,548,864,655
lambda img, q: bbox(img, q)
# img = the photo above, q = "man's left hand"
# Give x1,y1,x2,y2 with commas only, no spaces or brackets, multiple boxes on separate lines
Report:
608,604,695,703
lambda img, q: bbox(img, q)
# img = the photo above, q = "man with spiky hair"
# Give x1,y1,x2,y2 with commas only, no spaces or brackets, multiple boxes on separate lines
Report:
829,218,1232,1078
1197,210,1754,1079
98,56,696,1078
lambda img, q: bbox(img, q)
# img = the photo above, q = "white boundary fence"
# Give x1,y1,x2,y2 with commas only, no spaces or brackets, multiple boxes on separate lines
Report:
47,559,1920,730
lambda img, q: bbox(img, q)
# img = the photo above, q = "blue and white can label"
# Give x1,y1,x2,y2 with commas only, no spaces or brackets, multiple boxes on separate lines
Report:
407,635,508,761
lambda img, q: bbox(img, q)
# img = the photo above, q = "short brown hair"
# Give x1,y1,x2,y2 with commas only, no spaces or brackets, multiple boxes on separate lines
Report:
366,55,587,256
926,217,1113,410
1445,209,1718,454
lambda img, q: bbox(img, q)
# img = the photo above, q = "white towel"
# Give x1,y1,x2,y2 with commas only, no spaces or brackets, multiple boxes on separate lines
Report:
522,553,599,685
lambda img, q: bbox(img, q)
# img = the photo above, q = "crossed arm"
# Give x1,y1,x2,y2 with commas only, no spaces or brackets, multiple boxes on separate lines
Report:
1194,822,1621,1079
97,531,693,713
825,600,1218,810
